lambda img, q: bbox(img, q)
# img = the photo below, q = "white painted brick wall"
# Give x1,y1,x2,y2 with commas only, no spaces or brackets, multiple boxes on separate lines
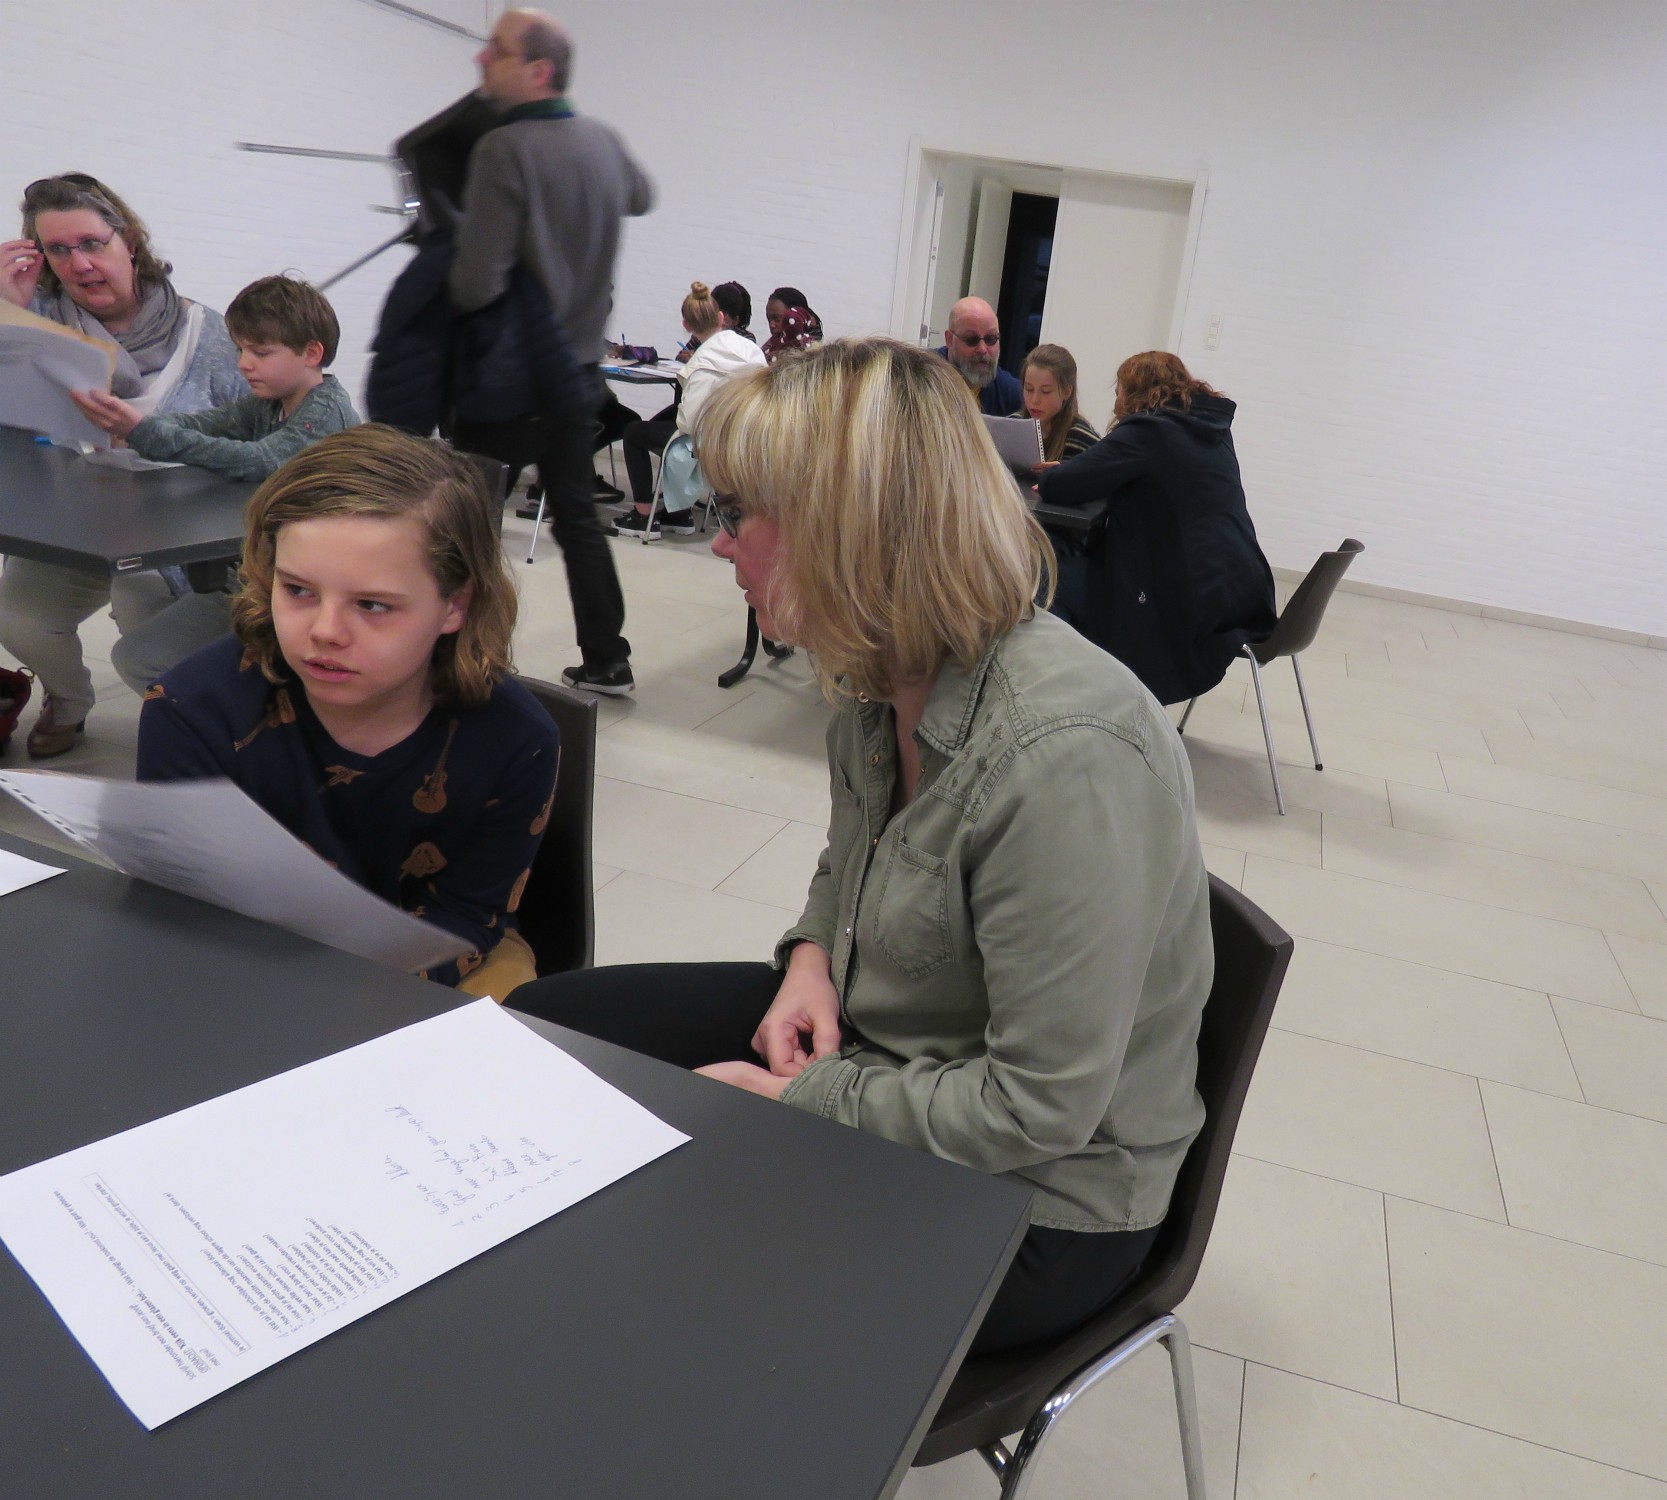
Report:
5,1,1664,635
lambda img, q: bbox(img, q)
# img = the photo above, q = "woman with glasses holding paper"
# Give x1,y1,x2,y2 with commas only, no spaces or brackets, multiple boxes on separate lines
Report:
512,338,1213,1358
0,173,246,757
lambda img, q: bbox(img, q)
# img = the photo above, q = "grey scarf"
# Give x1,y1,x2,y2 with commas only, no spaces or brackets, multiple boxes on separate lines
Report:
48,279,185,398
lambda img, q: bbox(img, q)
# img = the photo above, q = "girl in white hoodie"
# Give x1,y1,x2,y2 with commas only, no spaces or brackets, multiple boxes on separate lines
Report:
612,282,767,536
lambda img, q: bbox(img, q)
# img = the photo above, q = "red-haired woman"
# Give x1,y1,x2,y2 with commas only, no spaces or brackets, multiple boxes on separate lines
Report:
1038,351,1276,705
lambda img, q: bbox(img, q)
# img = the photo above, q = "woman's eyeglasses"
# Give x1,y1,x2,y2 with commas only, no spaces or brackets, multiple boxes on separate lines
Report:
39,231,119,262
712,496,746,538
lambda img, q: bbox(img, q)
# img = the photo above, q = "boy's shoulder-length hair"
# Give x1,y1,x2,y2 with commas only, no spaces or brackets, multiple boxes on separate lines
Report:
232,424,517,710
697,336,1054,704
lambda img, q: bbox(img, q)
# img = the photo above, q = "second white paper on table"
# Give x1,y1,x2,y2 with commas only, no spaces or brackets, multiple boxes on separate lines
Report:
0,1000,689,1429
0,845,63,897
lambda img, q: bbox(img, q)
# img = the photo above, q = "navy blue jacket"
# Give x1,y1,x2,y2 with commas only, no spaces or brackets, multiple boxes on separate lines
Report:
366,230,589,436
1039,394,1276,705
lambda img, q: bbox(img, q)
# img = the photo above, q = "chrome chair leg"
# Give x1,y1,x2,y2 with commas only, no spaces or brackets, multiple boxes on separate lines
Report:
1177,697,1198,734
524,492,548,566
1291,655,1322,769
642,461,664,543
1162,1317,1208,1500
1243,649,1286,815
993,1314,1197,1500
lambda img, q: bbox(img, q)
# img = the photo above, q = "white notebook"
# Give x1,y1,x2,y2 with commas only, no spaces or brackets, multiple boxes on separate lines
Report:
981,414,1045,470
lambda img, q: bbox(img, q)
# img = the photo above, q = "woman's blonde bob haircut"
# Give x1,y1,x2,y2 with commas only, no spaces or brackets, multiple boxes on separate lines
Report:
698,337,1054,703
232,424,518,709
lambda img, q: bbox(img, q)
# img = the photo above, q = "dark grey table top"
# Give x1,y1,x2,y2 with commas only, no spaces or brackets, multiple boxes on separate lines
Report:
0,830,1030,1500
0,425,255,575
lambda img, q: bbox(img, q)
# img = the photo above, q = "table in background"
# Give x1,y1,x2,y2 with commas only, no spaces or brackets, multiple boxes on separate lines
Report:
599,359,684,389
0,831,1030,1500
0,426,255,574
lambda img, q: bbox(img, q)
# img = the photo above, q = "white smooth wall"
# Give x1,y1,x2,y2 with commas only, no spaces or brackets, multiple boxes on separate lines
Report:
5,1,1664,635
559,0,1667,638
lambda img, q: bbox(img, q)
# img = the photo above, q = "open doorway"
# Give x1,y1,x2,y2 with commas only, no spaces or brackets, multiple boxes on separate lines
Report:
995,192,1058,374
891,147,1204,425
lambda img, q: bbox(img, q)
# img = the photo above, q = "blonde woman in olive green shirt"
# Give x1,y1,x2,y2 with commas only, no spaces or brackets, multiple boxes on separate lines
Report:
509,338,1213,1355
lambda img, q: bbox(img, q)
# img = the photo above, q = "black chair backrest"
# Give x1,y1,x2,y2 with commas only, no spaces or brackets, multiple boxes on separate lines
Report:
916,873,1294,1465
468,452,512,504
1251,538,1363,663
1144,875,1294,1304
514,675,598,976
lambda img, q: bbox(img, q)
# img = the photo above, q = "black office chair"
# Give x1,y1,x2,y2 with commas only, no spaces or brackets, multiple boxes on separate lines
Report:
513,675,599,975
1178,538,1364,815
448,448,511,539
913,875,1294,1500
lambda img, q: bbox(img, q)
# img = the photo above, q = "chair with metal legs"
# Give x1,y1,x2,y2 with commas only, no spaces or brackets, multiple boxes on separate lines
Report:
1177,538,1363,816
637,434,717,542
525,420,613,566
911,875,1294,1499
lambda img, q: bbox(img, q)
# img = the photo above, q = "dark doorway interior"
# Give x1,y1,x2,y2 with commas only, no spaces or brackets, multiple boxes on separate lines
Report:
995,192,1059,374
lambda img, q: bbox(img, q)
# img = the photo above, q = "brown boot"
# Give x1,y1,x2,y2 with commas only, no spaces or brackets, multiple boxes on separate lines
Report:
25,697,85,759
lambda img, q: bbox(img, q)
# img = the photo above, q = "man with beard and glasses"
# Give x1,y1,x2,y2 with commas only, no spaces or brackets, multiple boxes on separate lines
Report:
936,295,1022,417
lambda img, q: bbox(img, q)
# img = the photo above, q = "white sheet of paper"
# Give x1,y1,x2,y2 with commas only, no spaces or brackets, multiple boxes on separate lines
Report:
0,1000,689,1429
0,771,467,973
0,845,64,896
981,414,1045,470
81,446,183,471
0,300,116,449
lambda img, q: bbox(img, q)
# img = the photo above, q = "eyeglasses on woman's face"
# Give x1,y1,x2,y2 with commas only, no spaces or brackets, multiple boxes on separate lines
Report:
39,230,120,262
712,495,748,539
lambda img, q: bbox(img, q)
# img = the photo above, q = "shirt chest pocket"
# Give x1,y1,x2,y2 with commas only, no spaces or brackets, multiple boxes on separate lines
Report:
869,836,953,977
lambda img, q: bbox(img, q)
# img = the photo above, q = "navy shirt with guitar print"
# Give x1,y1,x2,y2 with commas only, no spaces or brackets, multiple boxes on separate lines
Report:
137,635,559,988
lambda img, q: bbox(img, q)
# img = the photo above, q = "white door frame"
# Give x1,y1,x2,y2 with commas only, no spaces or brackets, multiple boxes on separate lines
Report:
889,137,1209,352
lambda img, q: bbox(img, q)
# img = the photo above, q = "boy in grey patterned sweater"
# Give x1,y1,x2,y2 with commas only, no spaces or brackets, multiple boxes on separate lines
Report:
70,276,361,696
73,275,359,480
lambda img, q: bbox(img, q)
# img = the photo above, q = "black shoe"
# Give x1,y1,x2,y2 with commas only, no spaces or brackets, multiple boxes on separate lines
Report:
561,661,635,696
514,501,542,520
607,509,659,538
592,476,625,502
655,510,697,535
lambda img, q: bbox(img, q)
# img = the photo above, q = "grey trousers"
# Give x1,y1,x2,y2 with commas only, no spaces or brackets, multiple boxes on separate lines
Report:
109,590,236,696
0,558,173,725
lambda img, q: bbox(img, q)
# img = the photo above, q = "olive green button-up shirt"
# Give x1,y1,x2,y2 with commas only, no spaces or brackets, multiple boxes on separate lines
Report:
777,611,1213,1232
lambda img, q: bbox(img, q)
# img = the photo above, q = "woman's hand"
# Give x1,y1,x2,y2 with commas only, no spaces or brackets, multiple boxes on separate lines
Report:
693,1060,792,1098
1030,460,1061,474
70,388,144,438
1,239,43,307
752,942,843,1077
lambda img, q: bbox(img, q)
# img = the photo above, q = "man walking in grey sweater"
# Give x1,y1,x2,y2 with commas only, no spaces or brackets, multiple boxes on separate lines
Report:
450,9,653,696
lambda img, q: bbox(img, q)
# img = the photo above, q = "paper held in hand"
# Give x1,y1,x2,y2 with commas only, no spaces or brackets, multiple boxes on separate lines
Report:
0,300,116,448
0,770,469,973
981,414,1046,470
0,999,690,1429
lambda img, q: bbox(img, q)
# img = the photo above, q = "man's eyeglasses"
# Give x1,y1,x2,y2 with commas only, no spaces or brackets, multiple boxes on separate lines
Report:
952,330,1001,348
712,497,746,538
39,231,119,262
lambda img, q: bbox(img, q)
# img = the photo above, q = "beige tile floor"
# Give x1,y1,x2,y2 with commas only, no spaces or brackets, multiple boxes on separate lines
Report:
5,507,1667,1498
